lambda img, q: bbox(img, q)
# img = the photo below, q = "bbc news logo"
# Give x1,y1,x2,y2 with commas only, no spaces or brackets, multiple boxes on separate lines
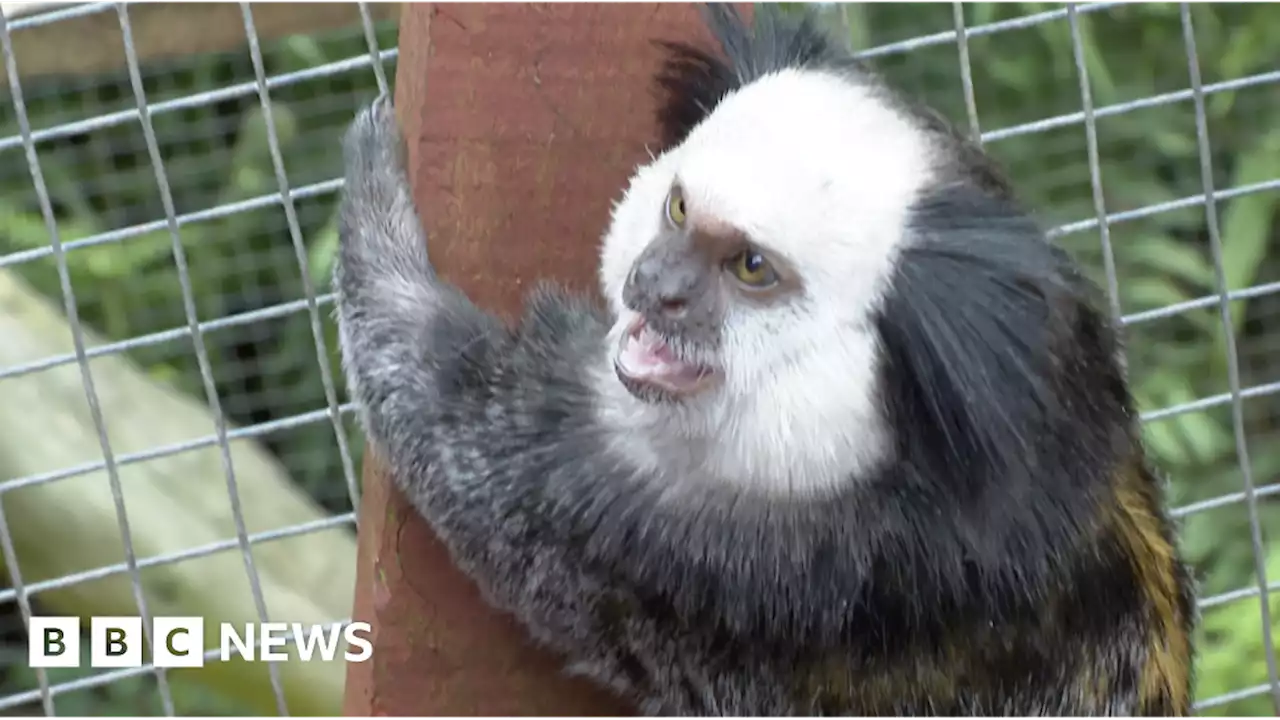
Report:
28,617,372,668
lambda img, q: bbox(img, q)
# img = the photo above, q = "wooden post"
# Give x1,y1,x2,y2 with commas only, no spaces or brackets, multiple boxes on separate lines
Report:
342,3,740,715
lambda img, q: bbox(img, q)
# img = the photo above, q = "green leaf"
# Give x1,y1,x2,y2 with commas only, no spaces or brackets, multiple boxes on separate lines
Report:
1076,15,1118,106
1211,127,1280,346
1142,414,1192,467
1150,128,1198,159
1173,410,1233,465
282,35,329,74
1125,235,1215,289
1121,276,1193,313
1193,554,1280,716
970,2,998,28
1177,511,1222,564
308,212,341,288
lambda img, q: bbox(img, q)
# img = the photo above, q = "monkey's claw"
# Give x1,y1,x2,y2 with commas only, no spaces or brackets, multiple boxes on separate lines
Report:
342,94,408,189
335,92,435,289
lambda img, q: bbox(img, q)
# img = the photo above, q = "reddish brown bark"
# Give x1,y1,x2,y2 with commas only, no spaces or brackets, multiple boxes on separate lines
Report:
342,3,746,715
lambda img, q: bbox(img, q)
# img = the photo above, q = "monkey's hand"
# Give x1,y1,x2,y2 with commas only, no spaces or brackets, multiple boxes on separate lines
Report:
332,96,626,681
333,95,435,302
333,95,508,430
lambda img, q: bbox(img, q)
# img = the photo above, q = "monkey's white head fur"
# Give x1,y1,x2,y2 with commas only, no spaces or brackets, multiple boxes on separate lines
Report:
595,57,940,498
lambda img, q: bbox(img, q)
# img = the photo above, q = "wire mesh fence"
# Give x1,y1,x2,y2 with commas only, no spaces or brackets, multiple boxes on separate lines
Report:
0,1,393,714
0,0,1276,716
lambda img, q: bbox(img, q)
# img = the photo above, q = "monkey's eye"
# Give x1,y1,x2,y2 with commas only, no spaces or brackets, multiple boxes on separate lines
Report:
665,187,687,226
727,250,778,288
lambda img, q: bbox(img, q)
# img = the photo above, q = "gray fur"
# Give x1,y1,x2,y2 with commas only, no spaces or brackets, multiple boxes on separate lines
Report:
334,97,773,713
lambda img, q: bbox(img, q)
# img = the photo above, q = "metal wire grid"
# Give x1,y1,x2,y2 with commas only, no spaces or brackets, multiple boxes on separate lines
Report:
0,0,390,714
0,0,1271,715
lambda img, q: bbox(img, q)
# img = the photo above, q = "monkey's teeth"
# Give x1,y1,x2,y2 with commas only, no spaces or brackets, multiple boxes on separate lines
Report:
637,326,679,364
620,325,689,378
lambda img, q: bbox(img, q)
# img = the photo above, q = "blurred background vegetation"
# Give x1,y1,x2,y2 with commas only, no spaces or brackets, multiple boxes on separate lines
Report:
0,1,1277,715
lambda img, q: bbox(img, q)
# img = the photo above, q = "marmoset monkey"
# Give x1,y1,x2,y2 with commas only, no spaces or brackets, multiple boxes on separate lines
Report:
333,4,1196,715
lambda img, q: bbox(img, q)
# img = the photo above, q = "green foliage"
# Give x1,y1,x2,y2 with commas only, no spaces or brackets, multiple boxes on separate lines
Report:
0,19,397,512
0,17,396,715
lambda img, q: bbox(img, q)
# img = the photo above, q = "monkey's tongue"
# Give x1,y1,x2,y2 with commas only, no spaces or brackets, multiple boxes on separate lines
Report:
618,325,702,385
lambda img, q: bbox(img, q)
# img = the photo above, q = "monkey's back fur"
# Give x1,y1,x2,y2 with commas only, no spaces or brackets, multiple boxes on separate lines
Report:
334,5,1196,716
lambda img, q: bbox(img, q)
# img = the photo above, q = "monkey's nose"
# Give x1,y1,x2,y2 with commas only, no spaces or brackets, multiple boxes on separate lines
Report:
658,296,688,318
632,270,698,320
623,234,711,322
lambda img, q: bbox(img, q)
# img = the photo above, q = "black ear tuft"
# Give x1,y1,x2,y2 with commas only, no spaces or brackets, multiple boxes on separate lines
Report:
652,39,738,151
876,183,1133,498
651,3,847,151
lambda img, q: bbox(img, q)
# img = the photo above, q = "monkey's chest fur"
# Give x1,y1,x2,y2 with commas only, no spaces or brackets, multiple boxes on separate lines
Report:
406,339,1196,716
567,460,1195,717
387,300,1198,717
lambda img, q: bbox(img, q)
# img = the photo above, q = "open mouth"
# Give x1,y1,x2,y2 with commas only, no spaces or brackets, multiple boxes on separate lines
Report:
614,317,717,401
